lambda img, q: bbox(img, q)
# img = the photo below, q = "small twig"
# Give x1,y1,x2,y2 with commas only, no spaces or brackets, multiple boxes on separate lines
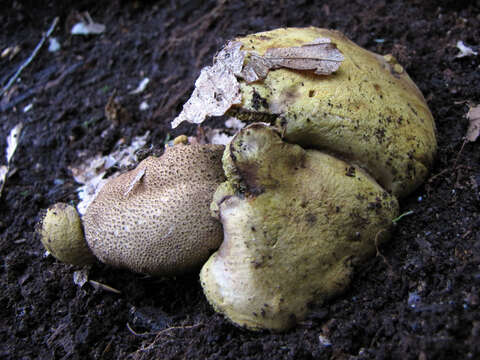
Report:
392,210,414,224
1,17,59,97
454,139,467,169
133,323,204,357
374,229,392,270
99,340,113,360
126,322,156,337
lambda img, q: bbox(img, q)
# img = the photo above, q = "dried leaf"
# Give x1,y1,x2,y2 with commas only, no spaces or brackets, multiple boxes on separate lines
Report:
240,38,344,82
466,104,480,142
6,123,23,164
171,38,344,128
48,37,61,52
0,165,7,195
225,117,246,131
0,123,23,197
456,41,478,58
171,62,242,128
129,78,150,94
71,132,149,215
214,41,246,76
73,269,89,287
240,53,271,83
265,38,344,74
124,167,145,197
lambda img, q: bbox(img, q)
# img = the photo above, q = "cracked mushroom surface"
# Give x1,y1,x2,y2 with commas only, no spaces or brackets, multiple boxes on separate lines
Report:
83,144,225,276
201,124,399,331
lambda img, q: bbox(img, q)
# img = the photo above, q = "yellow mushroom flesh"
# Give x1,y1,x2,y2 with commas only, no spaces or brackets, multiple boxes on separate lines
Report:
201,124,399,331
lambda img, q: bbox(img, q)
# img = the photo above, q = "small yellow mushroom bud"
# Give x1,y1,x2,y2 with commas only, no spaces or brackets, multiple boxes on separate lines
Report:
39,203,95,266
173,134,188,145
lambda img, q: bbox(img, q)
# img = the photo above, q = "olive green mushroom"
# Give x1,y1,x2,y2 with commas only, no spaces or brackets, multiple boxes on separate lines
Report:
39,203,95,266
228,27,436,199
201,124,399,331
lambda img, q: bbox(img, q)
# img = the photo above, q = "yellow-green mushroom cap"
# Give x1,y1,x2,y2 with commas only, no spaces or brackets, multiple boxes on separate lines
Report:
39,203,95,266
201,124,399,331
83,144,226,276
229,27,437,198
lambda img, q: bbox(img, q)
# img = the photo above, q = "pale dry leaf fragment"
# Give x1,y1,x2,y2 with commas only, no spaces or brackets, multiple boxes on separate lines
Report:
71,12,106,35
240,38,344,82
6,123,23,163
215,41,246,76
265,38,344,74
73,269,89,287
124,167,146,197
129,78,150,94
0,123,23,197
171,37,343,128
240,53,271,83
71,132,150,215
466,104,480,142
48,37,61,52
171,62,242,128
0,166,7,195
456,41,478,58
225,117,246,131
204,128,233,145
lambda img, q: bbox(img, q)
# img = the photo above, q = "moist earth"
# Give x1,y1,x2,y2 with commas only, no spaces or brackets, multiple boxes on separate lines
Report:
1,1,479,359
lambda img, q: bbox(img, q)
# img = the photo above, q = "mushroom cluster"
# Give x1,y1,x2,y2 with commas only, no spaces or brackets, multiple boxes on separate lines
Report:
40,143,226,275
39,27,436,332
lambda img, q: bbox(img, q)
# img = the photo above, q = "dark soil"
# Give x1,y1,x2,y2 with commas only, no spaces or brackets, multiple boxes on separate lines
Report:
1,1,479,359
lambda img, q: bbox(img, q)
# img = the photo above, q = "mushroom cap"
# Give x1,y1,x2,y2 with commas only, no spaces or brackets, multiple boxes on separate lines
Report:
201,125,399,331
39,203,95,266
229,27,437,198
83,144,225,276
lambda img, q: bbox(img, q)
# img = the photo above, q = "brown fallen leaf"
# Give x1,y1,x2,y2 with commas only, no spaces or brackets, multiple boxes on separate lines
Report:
466,104,480,142
241,38,344,83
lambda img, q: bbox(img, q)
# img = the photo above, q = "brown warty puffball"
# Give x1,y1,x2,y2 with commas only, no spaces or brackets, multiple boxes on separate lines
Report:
83,144,225,275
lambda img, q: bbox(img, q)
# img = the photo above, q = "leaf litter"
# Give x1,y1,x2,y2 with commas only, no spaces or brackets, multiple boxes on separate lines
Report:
466,104,480,142
0,123,23,197
171,38,344,129
70,131,150,215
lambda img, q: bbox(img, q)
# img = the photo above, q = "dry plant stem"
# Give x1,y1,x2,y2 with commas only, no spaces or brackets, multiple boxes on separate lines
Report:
375,229,392,270
1,17,59,96
132,323,204,358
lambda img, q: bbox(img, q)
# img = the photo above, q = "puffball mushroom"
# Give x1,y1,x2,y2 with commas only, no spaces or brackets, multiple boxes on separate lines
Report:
201,124,399,331
39,203,95,266
82,144,226,275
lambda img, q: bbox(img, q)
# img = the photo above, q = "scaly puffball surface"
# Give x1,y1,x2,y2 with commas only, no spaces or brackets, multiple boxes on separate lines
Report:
83,144,225,276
